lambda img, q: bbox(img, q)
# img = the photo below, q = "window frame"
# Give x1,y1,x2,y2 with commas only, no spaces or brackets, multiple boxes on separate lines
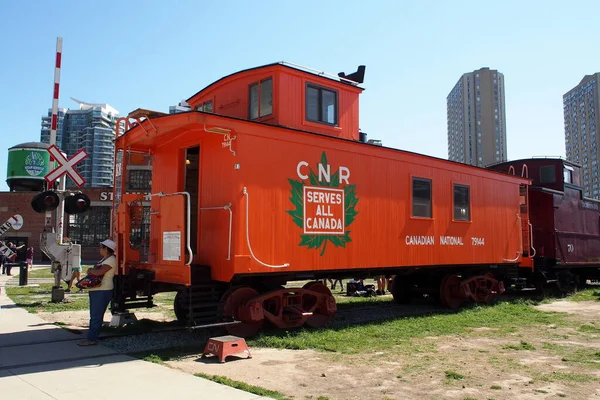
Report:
196,100,213,113
411,177,433,219
305,83,338,126
452,184,471,222
248,77,273,120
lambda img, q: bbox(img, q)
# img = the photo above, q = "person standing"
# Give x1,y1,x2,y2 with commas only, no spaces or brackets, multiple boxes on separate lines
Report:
5,242,24,276
78,239,117,347
66,263,82,293
0,241,6,275
26,247,34,270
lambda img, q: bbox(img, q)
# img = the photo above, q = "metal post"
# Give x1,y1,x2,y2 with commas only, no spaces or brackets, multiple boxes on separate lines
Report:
56,177,66,243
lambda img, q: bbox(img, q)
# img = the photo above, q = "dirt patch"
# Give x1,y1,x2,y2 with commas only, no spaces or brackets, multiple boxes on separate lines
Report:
163,300,600,400
37,310,174,332
535,300,600,318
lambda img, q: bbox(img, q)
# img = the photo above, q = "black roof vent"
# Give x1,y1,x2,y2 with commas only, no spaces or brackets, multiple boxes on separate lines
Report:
338,65,366,84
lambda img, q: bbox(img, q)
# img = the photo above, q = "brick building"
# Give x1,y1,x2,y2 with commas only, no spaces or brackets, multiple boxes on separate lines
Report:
0,188,114,263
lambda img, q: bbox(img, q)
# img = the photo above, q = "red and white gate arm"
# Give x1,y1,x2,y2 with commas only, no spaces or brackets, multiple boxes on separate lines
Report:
45,145,88,187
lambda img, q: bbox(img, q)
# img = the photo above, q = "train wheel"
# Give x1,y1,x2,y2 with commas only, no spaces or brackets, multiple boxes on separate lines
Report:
303,281,335,328
223,287,263,337
439,275,463,309
556,271,577,295
391,276,413,304
174,290,190,324
482,273,498,304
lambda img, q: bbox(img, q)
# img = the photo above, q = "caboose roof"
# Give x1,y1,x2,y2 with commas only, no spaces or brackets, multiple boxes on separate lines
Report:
186,61,365,105
488,157,582,169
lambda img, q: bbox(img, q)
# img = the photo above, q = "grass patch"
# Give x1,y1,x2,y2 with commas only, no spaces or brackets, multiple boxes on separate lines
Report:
578,324,600,333
248,301,565,354
27,268,55,279
503,341,536,351
194,373,290,400
539,372,597,383
130,344,207,363
444,370,464,380
490,385,502,390
6,283,89,312
143,354,165,364
567,288,600,302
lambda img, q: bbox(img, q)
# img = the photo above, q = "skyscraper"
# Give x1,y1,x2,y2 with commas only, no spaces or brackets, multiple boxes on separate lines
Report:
40,98,120,187
563,73,600,199
447,68,507,167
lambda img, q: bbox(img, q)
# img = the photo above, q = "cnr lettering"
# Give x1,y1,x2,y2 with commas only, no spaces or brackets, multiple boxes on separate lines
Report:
297,161,350,184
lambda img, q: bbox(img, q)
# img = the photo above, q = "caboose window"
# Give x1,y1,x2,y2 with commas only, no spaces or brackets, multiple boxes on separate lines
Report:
453,184,470,221
540,165,556,183
306,84,338,125
412,178,432,218
196,100,213,113
249,78,273,120
564,165,574,184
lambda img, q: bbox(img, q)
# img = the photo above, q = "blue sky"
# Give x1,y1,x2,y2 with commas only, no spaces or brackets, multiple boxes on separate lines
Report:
1,0,599,191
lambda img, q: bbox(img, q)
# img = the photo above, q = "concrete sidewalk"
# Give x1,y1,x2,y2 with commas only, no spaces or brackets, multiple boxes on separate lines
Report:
0,270,268,400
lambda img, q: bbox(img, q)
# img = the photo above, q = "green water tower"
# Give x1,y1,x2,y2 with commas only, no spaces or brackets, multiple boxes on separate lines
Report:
6,142,54,192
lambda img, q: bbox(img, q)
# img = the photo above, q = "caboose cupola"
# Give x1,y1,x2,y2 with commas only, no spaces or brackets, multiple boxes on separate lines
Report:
186,62,365,141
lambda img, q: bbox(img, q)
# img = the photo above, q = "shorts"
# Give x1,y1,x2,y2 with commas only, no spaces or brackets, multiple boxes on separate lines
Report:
26,258,33,264
72,266,82,272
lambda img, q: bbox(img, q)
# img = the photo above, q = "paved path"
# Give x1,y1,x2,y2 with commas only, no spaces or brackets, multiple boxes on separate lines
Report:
0,266,268,400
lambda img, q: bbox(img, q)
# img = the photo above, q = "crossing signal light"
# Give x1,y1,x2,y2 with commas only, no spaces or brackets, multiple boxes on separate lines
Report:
31,191,60,213
64,193,91,215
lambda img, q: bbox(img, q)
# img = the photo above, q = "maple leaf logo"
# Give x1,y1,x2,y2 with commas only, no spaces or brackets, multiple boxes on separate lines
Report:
286,152,358,256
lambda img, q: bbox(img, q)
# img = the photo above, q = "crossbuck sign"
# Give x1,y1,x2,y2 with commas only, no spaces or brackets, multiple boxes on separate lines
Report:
45,145,88,187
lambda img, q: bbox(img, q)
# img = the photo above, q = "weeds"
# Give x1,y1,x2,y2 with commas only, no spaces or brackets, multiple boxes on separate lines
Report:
502,341,536,351
445,370,464,380
194,373,290,400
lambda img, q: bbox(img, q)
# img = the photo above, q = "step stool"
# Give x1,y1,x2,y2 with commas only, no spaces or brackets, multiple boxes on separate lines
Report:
201,335,252,363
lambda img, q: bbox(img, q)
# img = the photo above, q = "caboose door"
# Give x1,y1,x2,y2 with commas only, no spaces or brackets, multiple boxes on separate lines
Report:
184,146,200,257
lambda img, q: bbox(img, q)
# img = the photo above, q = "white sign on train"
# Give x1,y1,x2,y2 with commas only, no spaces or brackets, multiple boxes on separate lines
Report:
405,235,485,246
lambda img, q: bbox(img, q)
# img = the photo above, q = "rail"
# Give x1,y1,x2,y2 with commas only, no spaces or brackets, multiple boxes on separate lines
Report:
280,61,361,86
242,187,290,269
148,191,193,266
199,203,233,260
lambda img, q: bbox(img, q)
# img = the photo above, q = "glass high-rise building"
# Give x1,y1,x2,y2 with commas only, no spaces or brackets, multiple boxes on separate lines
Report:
447,68,507,167
563,73,600,199
40,98,120,188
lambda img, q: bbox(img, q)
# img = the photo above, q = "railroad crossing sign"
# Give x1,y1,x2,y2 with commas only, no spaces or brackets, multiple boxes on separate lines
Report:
45,145,88,187
0,214,24,261
0,214,24,236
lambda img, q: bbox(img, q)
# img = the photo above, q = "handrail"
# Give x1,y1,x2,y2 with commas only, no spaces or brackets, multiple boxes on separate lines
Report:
203,124,237,156
199,203,232,261
528,222,536,257
148,191,193,266
279,61,360,86
242,187,289,268
504,213,522,262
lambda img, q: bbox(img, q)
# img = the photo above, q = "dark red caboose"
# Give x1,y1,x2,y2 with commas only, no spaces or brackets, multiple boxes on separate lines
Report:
489,158,600,290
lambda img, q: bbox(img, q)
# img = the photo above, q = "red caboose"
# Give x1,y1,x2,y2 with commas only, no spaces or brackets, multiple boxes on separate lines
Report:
112,62,531,336
489,158,600,291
